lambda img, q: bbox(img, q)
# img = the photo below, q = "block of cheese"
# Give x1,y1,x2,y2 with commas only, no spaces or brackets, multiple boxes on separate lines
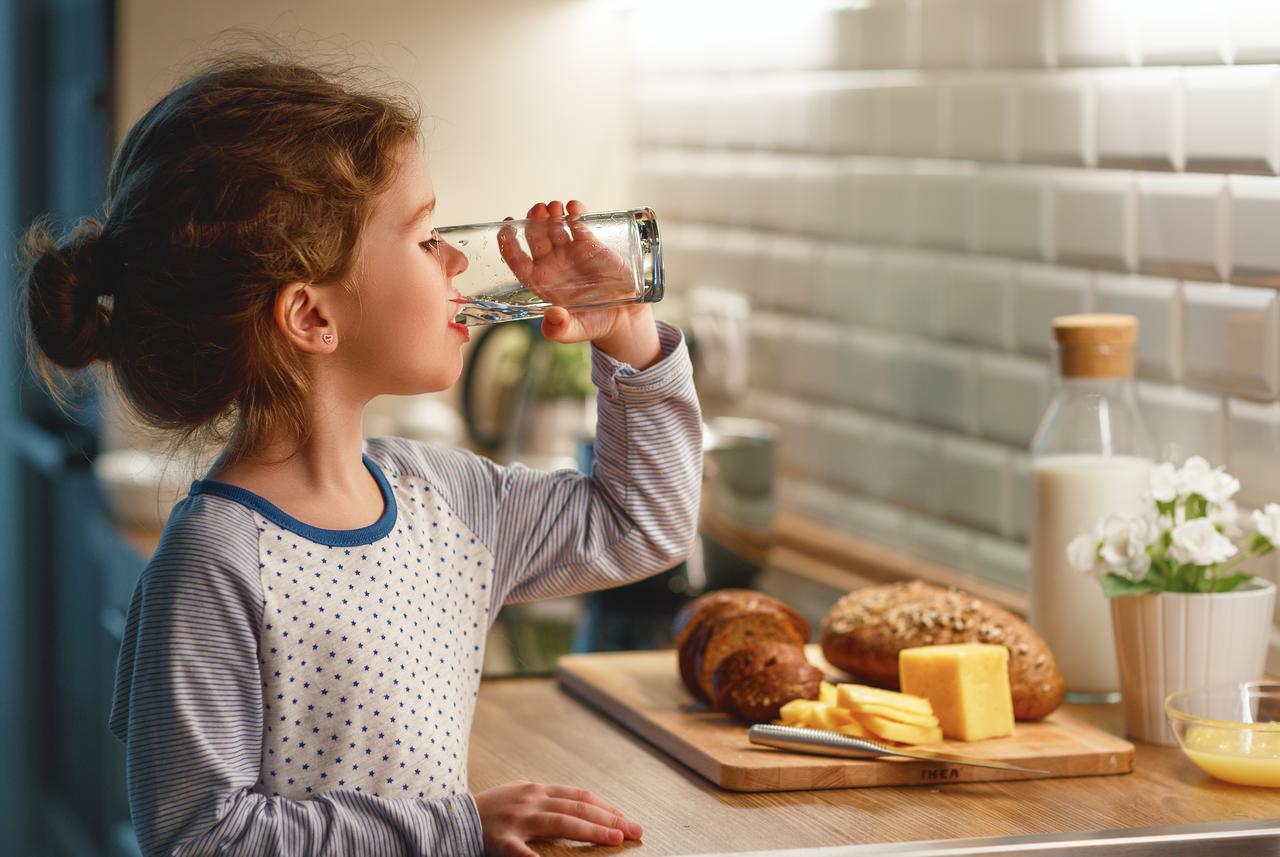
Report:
898,643,1015,741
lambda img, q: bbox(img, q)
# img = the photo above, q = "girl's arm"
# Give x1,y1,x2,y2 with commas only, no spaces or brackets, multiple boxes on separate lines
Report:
109,508,484,857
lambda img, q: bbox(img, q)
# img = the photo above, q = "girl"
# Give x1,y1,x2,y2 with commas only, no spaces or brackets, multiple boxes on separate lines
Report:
18,56,701,856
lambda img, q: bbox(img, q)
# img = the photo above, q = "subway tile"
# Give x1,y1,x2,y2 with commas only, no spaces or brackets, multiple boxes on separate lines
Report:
1012,263,1093,356
874,420,943,513
779,320,845,403
949,78,1015,162
844,493,914,551
1094,273,1182,381
979,0,1053,68
1136,382,1226,467
1095,69,1182,172
1182,282,1279,396
1053,0,1137,67
1226,0,1280,65
893,341,977,433
973,167,1052,260
1227,175,1280,287
869,250,945,337
1226,398,1280,509
918,0,980,69
703,88,761,150
910,164,976,250
1008,454,1032,540
826,84,874,153
768,86,826,153
709,155,774,229
701,228,765,300
813,407,876,493
1136,173,1227,282
659,221,714,288
773,157,843,237
1016,77,1095,167
938,435,1012,534
747,314,789,391
975,352,1051,448
940,256,1014,349
842,159,910,244
1051,171,1136,271
847,328,906,415
856,0,917,70
1183,66,1280,175
904,514,977,573
1132,1,1229,66
873,84,946,158
816,242,874,324
756,235,820,314
973,536,1031,590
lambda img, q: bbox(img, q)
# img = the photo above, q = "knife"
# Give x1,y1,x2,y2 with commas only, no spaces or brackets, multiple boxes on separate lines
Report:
747,724,1049,774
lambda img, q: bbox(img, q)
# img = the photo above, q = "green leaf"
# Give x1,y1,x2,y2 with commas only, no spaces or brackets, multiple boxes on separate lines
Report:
1209,573,1255,593
1100,573,1162,598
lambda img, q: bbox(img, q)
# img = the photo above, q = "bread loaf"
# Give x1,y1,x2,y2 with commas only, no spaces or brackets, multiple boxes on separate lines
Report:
672,589,818,721
711,643,823,722
819,581,1065,720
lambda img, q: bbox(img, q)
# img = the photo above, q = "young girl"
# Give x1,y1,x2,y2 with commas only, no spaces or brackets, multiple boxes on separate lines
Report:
19,57,701,856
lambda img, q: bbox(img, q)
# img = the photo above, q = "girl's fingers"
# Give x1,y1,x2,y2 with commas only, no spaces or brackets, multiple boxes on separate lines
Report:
543,784,623,819
525,203,552,257
529,811,625,846
542,798,639,839
544,200,572,248
495,837,538,857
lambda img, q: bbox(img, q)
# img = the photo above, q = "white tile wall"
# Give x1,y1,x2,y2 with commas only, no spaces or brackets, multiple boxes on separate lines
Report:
1053,0,1137,68
1051,171,1136,270
868,250,944,337
905,514,977,572
909,163,976,250
871,419,941,513
948,78,1015,162
1226,398,1280,509
1136,382,1227,466
1093,273,1182,380
816,242,874,324
1136,173,1226,282
1095,69,1182,171
873,83,946,158
857,0,916,70
938,434,1011,533
940,256,1014,349
973,535,1031,590
1227,176,1280,287
918,0,981,70
973,167,1052,260
975,352,1050,447
826,85,874,154
1016,76,1095,167
1132,1,1229,66
1012,263,1093,355
1182,66,1280,175
894,340,977,433
1227,0,1280,65
843,159,910,244
1182,282,1279,396
846,329,907,416
980,0,1053,68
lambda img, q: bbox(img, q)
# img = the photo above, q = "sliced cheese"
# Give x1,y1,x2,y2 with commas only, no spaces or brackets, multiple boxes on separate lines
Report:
819,681,838,706
898,643,1015,742
837,720,871,739
856,713,943,746
843,700,940,729
836,683,934,717
779,699,819,725
811,703,855,730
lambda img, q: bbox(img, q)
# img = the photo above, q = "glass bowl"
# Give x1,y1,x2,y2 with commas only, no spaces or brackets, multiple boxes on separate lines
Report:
1165,682,1280,787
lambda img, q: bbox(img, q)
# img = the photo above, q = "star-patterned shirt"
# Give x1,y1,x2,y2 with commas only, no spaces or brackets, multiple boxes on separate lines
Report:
109,322,701,856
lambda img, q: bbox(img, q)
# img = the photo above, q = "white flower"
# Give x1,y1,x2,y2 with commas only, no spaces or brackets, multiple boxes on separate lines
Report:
1252,503,1280,545
1212,499,1242,539
1067,532,1100,575
1179,456,1241,505
1148,462,1180,504
1097,514,1156,581
1169,517,1238,567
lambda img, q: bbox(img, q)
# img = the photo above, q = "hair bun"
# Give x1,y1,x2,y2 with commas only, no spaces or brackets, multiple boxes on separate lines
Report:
20,216,113,369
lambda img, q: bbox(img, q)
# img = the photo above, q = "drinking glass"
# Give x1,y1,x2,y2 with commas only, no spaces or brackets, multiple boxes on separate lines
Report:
438,207,664,326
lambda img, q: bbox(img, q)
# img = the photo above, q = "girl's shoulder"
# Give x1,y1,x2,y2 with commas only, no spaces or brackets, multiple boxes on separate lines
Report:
142,489,262,592
363,435,503,490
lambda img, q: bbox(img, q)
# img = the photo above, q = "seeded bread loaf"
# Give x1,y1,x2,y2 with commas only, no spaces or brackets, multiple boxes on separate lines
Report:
819,581,1065,721
711,643,823,722
675,590,811,703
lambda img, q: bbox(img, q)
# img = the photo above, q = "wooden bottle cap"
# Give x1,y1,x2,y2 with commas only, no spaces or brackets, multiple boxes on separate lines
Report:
1051,314,1138,378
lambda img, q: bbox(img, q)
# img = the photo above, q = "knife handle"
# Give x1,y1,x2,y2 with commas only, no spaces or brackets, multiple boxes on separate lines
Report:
747,724,888,759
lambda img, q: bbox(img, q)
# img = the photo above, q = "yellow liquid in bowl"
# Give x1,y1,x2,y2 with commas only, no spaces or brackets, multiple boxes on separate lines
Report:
1182,724,1280,787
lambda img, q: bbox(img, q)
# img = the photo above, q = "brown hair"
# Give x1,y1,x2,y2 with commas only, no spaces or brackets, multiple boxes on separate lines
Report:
17,50,421,464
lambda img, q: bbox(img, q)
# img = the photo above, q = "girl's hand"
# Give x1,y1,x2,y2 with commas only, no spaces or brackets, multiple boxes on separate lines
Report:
473,779,643,856
499,200,661,369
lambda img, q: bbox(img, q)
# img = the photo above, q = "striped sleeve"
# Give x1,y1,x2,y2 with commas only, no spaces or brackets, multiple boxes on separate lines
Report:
372,320,702,610
107,495,485,857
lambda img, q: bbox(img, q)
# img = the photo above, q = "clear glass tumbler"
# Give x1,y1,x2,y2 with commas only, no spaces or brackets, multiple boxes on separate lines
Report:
437,207,664,326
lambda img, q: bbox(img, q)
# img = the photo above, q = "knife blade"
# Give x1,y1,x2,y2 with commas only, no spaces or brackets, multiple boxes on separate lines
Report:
747,724,1049,774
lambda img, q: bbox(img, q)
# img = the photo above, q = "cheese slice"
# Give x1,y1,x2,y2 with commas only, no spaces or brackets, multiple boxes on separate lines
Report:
855,713,944,746
842,700,940,729
837,720,871,739
819,681,838,706
836,683,934,717
779,699,819,725
811,703,856,730
898,643,1015,742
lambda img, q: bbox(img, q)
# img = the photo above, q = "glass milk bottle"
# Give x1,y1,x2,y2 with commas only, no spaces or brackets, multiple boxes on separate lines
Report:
1029,314,1154,701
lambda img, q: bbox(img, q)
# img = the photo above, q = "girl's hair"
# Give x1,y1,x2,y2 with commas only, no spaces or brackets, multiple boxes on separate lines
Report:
17,50,421,463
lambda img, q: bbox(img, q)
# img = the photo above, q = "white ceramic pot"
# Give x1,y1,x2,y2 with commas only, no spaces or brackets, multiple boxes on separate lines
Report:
1110,578,1277,746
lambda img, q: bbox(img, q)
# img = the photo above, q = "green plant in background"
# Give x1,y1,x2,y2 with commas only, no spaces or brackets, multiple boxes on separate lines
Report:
493,332,594,400
1068,456,1278,596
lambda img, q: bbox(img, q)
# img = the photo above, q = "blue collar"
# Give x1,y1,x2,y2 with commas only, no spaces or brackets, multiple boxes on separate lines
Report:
188,453,397,547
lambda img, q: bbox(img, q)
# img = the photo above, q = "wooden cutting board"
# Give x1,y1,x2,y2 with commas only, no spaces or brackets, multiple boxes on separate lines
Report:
555,646,1135,792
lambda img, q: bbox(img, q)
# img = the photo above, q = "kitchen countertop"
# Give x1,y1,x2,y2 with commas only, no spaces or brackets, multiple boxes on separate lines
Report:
468,675,1280,856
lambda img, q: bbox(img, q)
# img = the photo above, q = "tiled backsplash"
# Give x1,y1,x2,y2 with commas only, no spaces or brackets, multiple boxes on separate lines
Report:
626,0,1280,635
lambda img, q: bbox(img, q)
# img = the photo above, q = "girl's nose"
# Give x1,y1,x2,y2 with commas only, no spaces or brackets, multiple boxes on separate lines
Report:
443,242,468,277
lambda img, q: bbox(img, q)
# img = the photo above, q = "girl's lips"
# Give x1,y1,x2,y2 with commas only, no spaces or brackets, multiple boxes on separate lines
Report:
448,320,470,340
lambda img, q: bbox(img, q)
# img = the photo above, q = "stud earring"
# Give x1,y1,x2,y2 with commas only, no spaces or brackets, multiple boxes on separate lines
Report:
322,333,334,344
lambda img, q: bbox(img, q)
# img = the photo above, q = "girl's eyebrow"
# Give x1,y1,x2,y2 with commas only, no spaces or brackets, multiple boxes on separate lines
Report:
405,197,436,230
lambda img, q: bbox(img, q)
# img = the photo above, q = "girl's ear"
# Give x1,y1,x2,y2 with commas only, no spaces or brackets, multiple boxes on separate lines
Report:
274,282,337,353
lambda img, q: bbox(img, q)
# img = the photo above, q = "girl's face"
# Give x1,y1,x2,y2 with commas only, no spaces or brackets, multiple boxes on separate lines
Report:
337,142,469,397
